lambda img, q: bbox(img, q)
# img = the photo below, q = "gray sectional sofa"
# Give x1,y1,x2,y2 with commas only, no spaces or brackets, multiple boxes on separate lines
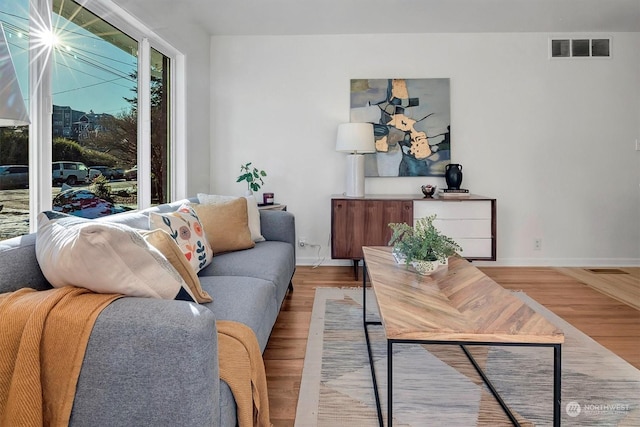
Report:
0,197,296,426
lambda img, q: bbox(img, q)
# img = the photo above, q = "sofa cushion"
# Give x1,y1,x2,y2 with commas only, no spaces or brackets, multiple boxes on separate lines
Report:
142,229,213,303
0,234,51,294
193,199,255,254
200,276,278,352
148,203,213,273
35,211,196,301
198,241,294,306
197,193,264,242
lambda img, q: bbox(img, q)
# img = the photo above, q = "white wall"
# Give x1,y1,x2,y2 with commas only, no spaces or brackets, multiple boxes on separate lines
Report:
112,0,212,196
210,32,640,266
161,27,212,197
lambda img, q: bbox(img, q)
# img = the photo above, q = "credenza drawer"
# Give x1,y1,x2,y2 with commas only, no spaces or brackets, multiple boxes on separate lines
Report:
454,238,493,258
413,200,492,219
430,219,492,238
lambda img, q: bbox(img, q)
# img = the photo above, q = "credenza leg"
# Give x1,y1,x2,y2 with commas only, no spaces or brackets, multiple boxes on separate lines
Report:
353,259,360,281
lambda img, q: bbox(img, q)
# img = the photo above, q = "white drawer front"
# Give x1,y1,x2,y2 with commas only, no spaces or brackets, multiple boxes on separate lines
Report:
413,200,492,219
430,219,492,238
454,238,493,258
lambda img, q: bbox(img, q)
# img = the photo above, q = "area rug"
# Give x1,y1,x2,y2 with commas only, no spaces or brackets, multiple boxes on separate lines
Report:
295,288,640,426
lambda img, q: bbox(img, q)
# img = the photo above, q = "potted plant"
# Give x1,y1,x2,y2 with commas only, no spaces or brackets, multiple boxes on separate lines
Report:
388,214,462,275
236,162,267,194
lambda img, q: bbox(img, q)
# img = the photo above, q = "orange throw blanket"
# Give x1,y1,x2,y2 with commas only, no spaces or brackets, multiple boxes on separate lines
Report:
0,287,121,426
218,320,272,427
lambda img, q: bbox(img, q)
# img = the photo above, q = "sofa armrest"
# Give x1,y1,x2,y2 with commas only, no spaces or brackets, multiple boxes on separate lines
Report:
260,210,295,249
70,298,220,426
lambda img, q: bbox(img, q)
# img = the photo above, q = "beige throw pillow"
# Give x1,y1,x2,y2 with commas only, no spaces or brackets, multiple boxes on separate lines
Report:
197,193,265,242
142,229,213,303
193,198,255,254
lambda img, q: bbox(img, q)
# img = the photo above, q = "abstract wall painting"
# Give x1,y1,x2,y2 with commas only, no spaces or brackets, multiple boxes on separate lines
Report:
350,78,450,177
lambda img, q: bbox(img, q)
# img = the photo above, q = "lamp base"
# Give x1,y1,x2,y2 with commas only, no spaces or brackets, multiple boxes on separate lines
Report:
345,154,365,197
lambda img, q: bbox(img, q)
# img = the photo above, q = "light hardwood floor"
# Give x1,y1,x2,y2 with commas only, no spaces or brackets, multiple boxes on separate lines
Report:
263,265,640,427
556,267,640,310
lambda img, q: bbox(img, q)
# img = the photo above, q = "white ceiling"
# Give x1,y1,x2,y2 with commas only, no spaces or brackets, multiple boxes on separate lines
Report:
112,0,640,36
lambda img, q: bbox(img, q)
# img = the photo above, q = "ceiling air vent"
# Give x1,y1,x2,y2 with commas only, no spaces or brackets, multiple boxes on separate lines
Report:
550,37,611,59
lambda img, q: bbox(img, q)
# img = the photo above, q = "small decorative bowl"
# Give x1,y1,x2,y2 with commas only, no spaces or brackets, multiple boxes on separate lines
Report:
412,259,440,275
421,185,436,198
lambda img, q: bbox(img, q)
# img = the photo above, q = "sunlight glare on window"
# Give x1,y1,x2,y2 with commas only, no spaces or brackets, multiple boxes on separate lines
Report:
39,28,59,47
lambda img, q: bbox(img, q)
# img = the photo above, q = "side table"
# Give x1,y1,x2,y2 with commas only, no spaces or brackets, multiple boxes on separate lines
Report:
258,203,287,211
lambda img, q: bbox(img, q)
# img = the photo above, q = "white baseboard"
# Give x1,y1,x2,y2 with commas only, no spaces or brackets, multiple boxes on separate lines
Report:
296,257,353,267
474,258,640,267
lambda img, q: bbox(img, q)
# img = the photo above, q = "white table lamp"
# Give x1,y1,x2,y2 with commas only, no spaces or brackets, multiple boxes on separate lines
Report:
336,122,375,197
0,23,30,127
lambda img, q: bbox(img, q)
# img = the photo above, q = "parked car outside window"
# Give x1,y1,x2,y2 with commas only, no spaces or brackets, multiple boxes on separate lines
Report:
52,161,90,186
111,168,125,180
0,165,29,190
88,167,102,181
89,166,113,180
124,165,137,181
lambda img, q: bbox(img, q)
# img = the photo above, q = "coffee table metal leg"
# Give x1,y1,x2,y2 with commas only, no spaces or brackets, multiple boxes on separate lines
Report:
461,345,520,426
366,333,561,425
554,344,562,427
362,261,366,326
363,260,384,426
388,340,393,427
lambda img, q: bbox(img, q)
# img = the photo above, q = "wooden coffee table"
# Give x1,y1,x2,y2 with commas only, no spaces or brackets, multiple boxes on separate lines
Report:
361,246,564,427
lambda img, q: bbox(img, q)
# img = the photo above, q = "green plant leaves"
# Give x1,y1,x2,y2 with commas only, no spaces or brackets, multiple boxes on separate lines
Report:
388,214,462,265
237,163,267,191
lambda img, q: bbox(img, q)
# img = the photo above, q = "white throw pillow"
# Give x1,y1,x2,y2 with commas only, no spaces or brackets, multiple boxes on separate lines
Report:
35,211,196,301
197,193,265,242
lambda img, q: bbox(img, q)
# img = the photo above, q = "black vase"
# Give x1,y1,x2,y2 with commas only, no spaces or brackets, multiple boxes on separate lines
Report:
445,164,463,190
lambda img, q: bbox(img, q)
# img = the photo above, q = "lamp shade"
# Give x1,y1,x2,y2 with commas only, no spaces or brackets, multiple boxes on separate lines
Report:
0,23,30,127
335,122,375,154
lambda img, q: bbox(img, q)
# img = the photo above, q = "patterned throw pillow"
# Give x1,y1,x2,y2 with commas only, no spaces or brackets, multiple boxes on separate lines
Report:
148,204,213,273
142,229,213,303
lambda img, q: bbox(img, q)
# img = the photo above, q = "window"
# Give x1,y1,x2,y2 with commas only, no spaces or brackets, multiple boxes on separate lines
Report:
150,47,171,205
0,0,30,239
51,0,140,216
0,0,180,239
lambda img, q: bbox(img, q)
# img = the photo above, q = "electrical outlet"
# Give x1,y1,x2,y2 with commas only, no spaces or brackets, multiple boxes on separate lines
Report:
534,238,542,251
298,237,307,248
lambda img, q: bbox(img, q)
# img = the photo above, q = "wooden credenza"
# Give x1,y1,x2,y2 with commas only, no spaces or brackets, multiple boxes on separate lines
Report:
331,194,496,278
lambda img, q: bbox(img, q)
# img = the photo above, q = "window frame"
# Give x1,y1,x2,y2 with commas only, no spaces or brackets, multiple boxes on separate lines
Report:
26,0,186,232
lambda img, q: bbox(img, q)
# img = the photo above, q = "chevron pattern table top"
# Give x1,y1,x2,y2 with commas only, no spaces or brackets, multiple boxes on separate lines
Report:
362,246,564,344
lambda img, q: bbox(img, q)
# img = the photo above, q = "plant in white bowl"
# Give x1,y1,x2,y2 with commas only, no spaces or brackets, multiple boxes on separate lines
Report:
388,214,462,275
